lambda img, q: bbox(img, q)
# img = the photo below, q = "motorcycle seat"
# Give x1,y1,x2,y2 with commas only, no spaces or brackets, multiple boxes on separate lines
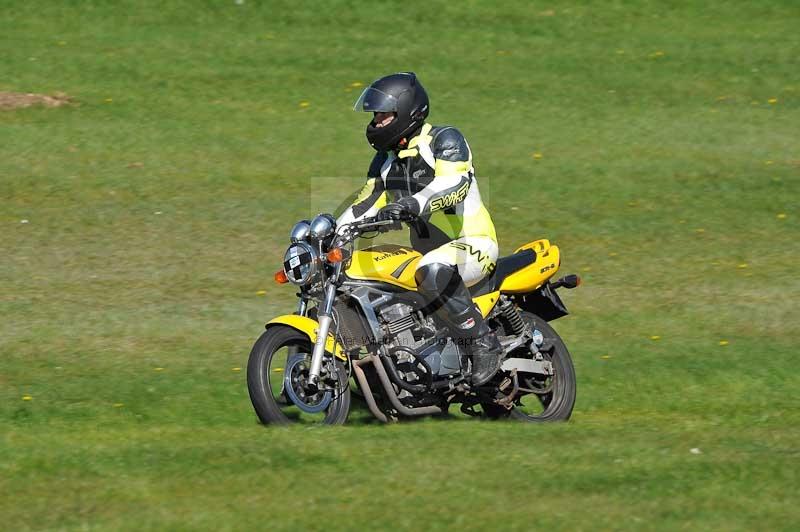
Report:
469,248,537,297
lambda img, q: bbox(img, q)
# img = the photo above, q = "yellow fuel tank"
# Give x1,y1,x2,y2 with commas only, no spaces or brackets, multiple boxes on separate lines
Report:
345,245,422,290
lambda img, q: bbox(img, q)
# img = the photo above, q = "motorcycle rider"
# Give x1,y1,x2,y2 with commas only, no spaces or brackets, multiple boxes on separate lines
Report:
337,72,503,386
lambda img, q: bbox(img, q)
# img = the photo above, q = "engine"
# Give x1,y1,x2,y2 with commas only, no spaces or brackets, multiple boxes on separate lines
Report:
378,303,462,377
378,303,429,351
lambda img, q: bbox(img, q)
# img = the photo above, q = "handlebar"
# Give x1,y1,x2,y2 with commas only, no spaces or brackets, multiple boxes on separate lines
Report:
351,217,403,234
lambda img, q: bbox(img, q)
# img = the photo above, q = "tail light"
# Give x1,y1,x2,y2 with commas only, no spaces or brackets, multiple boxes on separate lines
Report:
551,274,581,289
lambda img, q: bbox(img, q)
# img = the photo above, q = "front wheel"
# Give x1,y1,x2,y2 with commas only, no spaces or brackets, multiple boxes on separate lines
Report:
247,325,350,425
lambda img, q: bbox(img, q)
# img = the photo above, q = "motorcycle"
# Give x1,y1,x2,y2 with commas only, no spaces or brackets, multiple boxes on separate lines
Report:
246,213,580,425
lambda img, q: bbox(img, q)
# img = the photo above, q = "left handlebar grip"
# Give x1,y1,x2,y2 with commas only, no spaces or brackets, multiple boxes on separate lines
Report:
378,220,403,232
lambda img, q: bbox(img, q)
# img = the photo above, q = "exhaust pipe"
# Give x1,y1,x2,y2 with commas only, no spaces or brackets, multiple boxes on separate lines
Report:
352,355,442,422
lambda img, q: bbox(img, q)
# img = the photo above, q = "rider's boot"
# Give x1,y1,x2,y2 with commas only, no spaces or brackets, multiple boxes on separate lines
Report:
415,262,504,386
446,304,504,386
470,329,504,386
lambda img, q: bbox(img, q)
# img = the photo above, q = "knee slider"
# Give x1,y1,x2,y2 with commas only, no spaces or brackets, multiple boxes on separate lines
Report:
415,262,461,296
415,262,483,334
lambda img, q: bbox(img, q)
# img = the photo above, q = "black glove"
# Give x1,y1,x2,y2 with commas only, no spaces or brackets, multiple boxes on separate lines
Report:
377,202,414,222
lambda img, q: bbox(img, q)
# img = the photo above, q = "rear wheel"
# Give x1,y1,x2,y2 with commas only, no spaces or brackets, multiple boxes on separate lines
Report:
486,311,576,422
247,326,350,425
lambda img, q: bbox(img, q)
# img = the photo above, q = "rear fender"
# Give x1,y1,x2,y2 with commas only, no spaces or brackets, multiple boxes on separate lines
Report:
265,315,346,361
516,283,569,322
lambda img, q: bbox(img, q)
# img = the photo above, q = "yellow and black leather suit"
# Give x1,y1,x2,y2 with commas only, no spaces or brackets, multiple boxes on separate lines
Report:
340,120,503,384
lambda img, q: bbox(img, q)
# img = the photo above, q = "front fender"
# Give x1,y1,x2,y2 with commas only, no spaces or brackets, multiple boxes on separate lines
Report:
265,314,346,361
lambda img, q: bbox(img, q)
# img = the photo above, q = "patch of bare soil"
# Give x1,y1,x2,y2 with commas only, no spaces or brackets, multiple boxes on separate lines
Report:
0,92,72,110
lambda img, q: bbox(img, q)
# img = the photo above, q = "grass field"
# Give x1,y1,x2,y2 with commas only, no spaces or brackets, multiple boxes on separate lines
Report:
2,1,799,530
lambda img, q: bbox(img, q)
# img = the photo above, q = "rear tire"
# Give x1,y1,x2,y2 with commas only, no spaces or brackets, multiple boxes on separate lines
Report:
247,326,350,426
487,311,576,422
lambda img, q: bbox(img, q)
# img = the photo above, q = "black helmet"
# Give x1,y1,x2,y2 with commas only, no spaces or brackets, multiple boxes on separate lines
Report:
353,72,430,151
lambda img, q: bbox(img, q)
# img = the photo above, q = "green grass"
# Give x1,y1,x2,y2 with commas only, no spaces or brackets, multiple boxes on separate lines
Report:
2,1,799,530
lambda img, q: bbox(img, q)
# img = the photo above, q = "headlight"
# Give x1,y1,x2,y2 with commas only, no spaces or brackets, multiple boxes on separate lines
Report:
290,220,311,243
283,242,320,286
309,213,336,240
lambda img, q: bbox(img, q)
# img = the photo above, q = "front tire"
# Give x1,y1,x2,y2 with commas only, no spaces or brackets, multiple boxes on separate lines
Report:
247,326,350,426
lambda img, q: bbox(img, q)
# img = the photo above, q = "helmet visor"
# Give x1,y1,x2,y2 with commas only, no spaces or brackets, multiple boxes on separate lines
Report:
353,87,399,112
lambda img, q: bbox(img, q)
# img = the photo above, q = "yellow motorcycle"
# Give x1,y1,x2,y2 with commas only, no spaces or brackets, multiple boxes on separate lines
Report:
247,213,580,424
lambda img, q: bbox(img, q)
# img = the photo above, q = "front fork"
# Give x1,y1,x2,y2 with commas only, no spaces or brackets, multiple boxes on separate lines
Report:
307,262,342,391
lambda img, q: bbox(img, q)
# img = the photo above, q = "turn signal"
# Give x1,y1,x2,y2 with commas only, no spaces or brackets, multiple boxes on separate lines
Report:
326,247,345,263
274,269,288,284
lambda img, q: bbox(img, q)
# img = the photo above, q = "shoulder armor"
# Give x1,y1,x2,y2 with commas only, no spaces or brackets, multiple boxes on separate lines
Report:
430,126,470,162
